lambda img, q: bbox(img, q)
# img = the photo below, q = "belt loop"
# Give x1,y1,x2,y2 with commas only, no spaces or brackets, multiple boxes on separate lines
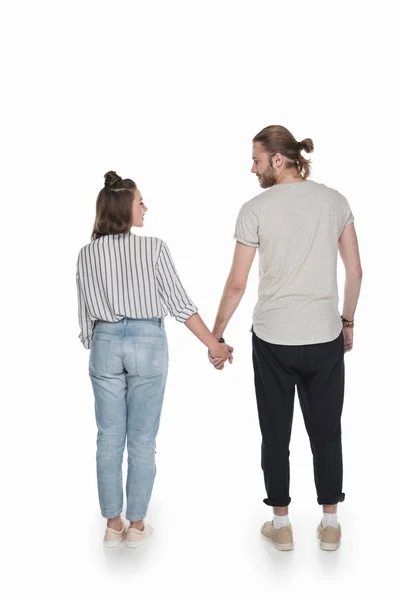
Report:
124,317,127,325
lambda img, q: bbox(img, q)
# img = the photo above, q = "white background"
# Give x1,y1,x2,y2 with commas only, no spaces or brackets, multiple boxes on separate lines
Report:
2,1,399,598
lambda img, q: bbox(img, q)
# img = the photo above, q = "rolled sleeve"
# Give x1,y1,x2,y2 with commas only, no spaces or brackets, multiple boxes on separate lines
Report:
233,203,260,247
76,271,95,349
343,197,355,227
155,242,198,323
339,194,355,235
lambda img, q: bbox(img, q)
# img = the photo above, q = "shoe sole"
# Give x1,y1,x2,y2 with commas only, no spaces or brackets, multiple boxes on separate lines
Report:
261,533,294,551
103,539,124,548
319,541,340,551
125,539,147,548
317,531,340,551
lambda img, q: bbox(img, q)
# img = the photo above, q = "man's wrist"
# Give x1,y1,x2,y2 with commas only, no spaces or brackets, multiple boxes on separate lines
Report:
341,315,355,328
212,333,224,341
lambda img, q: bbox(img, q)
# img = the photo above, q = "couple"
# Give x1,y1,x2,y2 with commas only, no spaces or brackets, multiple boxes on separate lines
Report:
76,125,362,551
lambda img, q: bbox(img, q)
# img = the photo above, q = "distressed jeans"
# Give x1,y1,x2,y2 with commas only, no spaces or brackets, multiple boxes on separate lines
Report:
89,318,168,521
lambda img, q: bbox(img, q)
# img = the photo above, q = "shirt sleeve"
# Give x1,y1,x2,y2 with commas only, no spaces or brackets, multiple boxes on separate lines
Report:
155,242,198,323
76,271,95,349
233,203,260,247
341,194,355,230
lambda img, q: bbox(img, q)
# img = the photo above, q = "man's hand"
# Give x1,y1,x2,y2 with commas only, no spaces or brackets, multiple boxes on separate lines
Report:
343,327,353,352
208,342,234,370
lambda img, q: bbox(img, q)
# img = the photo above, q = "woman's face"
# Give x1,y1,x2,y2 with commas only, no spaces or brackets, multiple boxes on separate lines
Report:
131,188,147,228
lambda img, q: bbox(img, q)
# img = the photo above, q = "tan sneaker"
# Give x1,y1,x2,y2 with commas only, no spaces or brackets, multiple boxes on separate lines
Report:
261,521,294,551
103,523,128,548
317,522,341,551
125,523,154,548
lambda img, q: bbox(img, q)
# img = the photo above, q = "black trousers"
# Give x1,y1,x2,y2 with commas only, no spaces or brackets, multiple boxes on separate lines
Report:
252,331,346,507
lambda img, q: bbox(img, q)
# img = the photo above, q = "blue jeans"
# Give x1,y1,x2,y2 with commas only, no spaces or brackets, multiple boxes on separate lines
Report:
89,318,168,521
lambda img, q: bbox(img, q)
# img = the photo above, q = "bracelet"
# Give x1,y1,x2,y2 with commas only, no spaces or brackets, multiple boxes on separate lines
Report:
341,316,354,328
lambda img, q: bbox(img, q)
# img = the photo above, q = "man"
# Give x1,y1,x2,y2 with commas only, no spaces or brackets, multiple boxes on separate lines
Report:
209,125,362,551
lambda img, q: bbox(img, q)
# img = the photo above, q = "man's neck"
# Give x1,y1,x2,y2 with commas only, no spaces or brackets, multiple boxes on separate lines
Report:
276,171,305,185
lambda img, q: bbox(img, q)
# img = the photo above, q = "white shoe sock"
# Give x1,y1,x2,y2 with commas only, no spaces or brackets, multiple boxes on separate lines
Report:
322,512,339,528
273,514,290,529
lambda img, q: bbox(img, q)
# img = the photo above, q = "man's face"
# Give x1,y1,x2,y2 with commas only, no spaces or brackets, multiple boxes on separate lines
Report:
251,142,277,188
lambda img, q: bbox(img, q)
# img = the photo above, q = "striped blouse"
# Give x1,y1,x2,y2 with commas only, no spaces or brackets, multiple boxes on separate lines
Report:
76,233,198,349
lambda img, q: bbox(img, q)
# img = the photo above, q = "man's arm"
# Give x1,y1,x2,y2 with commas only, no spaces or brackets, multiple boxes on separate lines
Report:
338,223,363,351
212,241,257,339
339,223,363,318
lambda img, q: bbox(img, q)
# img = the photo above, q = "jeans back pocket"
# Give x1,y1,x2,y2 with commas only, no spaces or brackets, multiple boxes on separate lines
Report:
136,342,167,379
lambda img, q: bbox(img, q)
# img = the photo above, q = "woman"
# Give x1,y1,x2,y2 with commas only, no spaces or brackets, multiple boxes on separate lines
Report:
76,171,233,548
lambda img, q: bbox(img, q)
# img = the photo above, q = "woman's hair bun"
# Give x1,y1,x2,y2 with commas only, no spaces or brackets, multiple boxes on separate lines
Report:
104,171,122,188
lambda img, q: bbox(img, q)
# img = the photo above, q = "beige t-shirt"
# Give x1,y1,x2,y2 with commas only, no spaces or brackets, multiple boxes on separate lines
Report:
234,180,354,345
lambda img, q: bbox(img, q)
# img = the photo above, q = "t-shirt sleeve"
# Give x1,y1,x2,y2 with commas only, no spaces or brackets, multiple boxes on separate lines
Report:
233,203,260,247
341,194,355,230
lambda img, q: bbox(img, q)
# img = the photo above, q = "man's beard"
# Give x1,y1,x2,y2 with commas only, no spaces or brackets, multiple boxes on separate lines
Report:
258,166,277,189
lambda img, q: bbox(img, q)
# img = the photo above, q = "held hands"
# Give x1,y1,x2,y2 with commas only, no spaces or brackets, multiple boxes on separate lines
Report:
208,340,234,371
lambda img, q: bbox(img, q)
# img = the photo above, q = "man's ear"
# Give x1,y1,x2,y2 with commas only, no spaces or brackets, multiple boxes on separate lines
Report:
273,152,285,168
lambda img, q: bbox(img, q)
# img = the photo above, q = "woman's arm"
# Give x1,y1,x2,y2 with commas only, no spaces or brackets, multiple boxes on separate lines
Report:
155,241,233,362
184,313,233,362
76,271,95,349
